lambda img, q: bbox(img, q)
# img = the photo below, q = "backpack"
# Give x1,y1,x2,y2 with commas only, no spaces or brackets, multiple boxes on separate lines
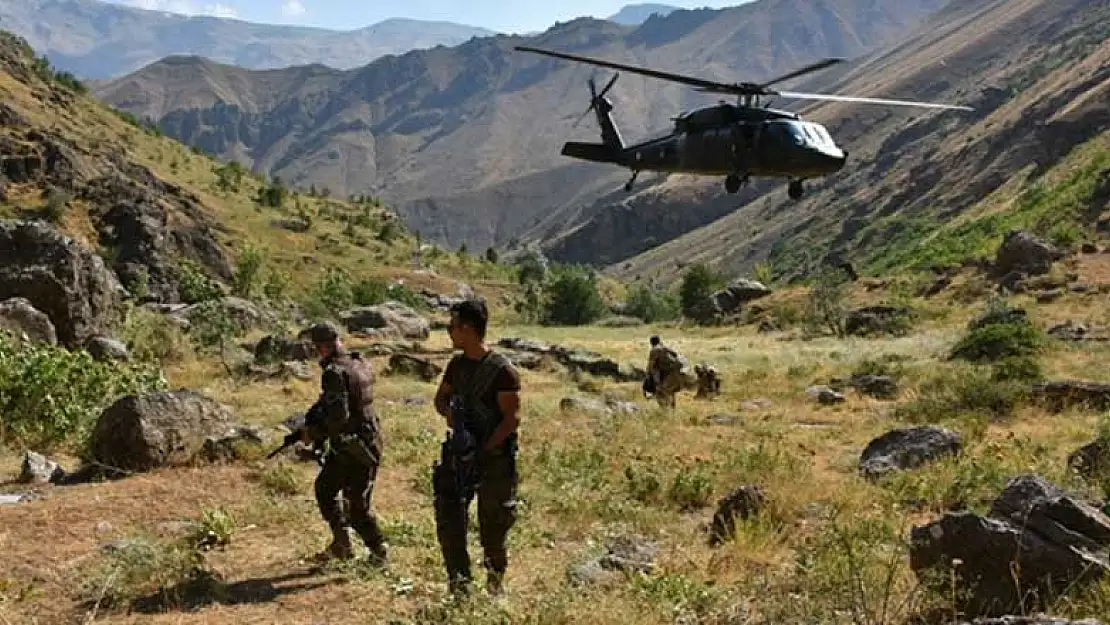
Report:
657,346,685,376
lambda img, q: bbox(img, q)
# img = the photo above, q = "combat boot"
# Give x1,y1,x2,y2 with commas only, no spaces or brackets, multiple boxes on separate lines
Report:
486,570,504,596
313,531,354,563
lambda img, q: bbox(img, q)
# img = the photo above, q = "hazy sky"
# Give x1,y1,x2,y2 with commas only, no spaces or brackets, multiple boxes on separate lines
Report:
106,0,744,33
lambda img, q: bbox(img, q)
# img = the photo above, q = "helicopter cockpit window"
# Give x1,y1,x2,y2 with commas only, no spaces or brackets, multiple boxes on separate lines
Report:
780,122,807,146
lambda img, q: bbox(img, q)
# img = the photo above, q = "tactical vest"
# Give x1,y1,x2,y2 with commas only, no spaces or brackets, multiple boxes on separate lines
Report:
328,351,380,439
451,351,512,448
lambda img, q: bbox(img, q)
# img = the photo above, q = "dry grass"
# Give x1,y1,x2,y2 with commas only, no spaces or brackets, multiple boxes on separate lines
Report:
5,278,1110,625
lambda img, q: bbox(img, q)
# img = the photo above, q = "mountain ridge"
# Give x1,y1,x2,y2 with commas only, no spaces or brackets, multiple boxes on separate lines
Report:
0,0,498,79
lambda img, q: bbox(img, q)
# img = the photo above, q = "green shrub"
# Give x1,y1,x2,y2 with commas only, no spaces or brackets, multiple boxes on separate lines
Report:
177,260,224,304
0,331,167,451
541,265,606,326
950,321,1045,362
623,283,680,323
679,262,725,321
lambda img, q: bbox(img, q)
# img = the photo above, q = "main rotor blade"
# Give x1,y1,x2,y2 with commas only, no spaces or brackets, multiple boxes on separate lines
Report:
776,90,974,111
759,58,845,88
515,45,739,94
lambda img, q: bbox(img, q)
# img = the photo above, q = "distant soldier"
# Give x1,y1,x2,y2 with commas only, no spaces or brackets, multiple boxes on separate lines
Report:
296,322,389,565
646,335,697,408
432,299,521,596
694,363,722,399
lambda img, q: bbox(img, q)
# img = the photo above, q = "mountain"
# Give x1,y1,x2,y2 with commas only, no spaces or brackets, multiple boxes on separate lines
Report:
607,0,1110,284
93,0,949,254
0,0,497,80
606,4,682,24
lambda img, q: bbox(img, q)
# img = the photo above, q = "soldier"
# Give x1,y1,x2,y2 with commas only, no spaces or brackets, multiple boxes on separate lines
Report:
694,363,722,399
646,335,697,408
297,322,389,565
432,298,521,596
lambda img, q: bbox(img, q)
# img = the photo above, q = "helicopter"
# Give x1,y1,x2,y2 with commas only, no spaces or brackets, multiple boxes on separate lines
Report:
514,45,973,199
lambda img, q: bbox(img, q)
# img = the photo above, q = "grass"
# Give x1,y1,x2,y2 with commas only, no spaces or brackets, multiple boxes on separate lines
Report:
5,278,1110,624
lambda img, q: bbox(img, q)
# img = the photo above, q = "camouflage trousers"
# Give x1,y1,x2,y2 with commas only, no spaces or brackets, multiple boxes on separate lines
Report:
315,444,387,558
432,445,519,591
655,368,698,407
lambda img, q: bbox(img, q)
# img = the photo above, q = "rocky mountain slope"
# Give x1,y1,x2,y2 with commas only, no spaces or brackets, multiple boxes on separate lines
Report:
92,0,949,252
0,0,496,79
607,0,1110,285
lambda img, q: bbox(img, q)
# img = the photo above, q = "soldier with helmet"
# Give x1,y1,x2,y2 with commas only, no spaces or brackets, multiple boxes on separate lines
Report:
295,321,389,565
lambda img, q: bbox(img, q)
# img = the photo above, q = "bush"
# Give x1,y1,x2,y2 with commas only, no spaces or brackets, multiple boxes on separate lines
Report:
950,320,1045,362
0,330,167,451
231,245,265,299
542,265,606,326
177,260,224,304
679,263,725,322
624,283,680,323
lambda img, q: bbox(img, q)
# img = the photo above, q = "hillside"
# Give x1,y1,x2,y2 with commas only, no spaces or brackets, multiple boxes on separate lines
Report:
92,0,949,253
608,0,1110,285
0,29,515,323
0,0,496,80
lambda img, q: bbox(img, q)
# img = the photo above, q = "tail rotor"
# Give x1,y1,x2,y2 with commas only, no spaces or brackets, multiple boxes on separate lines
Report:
572,73,619,128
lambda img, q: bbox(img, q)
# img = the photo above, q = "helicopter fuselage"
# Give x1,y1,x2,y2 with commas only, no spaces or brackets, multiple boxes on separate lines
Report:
561,102,848,197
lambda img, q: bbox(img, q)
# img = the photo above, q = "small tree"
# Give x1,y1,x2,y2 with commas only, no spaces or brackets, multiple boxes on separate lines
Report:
805,266,851,337
679,262,725,322
542,265,606,326
485,247,499,264
232,245,265,299
624,282,680,323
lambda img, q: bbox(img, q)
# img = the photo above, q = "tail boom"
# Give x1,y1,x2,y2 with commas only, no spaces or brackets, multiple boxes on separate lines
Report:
562,141,624,164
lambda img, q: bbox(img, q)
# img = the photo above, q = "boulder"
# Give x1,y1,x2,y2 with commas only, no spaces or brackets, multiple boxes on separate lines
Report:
806,385,845,405
387,354,442,382
859,425,962,479
88,390,240,472
19,451,65,484
340,301,430,340
85,336,130,362
0,297,57,344
0,220,125,348
910,475,1110,617
559,396,639,416
711,278,773,314
173,296,276,332
1032,380,1110,412
708,485,766,546
254,334,315,364
995,230,1063,277
844,306,912,337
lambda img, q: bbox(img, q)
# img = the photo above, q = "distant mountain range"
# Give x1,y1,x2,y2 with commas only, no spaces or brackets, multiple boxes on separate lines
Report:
91,0,948,256
0,0,498,79
606,4,682,24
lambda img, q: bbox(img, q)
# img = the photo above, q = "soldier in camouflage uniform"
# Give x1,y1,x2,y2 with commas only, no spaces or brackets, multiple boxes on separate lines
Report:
298,322,389,564
432,298,521,596
646,335,697,408
694,363,721,399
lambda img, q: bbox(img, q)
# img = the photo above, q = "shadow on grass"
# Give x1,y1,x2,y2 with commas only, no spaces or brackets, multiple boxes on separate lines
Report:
128,569,336,614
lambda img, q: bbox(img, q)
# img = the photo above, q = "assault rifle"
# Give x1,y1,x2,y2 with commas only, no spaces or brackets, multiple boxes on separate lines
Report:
447,396,483,502
267,402,327,463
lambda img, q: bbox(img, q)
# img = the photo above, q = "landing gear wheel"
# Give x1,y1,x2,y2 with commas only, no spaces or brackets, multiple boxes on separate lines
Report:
725,174,742,194
788,180,804,200
625,181,634,192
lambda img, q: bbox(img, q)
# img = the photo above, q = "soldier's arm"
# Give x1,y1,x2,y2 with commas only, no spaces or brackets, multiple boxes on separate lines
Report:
484,365,521,451
434,360,455,425
319,367,349,437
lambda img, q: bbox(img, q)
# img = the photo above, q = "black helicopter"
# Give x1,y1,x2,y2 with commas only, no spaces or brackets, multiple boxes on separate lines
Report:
514,45,973,199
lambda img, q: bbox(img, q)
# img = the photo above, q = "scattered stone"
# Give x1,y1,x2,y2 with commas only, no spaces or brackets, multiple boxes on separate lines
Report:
254,334,315,363
1036,288,1064,303
708,485,766,546
995,230,1063,277
0,220,125,348
0,493,34,505
806,385,845,405
740,398,773,411
559,396,639,416
910,474,1110,617
596,315,643,328
844,306,912,337
0,297,57,344
89,390,241,472
1068,438,1110,483
708,413,740,426
1031,380,1110,412
85,335,130,362
199,424,276,462
387,354,442,382
852,374,899,400
1047,321,1110,342
172,296,277,332
19,450,65,484
970,305,1028,330
859,425,962,480
498,337,645,383
340,301,430,340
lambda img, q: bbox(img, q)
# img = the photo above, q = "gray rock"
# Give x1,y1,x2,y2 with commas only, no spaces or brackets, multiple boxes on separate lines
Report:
0,220,125,348
711,278,773,314
708,485,765,546
806,385,845,405
996,230,1063,277
254,334,315,363
0,297,57,344
88,390,240,472
19,450,65,484
859,425,962,479
559,396,639,416
86,336,130,362
387,354,442,382
1032,380,1110,412
910,474,1110,617
340,301,430,340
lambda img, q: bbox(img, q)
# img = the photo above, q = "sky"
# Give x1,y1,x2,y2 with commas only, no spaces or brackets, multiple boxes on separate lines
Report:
106,0,743,33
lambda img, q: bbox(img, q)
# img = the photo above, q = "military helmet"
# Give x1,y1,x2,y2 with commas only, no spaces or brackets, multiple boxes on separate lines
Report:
302,321,341,344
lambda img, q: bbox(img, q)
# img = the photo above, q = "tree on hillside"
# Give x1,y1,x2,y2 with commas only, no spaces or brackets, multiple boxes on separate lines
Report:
542,265,605,326
679,262,725,322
